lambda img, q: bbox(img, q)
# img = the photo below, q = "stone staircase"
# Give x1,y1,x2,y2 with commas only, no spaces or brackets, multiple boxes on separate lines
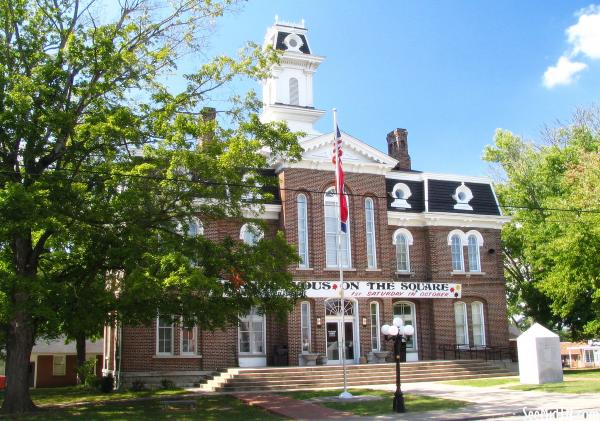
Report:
199,360,515,392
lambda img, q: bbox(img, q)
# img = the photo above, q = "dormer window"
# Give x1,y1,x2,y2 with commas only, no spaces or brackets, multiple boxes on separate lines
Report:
453,183,473,210
391,183,412,209
283,33,303,52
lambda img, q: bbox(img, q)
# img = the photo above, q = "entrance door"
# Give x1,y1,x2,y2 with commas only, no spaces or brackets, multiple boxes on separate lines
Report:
325,320,354,364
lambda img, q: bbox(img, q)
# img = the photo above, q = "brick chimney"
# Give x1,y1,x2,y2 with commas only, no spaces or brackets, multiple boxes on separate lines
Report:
386,128,411,171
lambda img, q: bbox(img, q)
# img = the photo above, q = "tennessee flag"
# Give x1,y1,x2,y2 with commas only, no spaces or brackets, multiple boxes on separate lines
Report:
332,125,348,232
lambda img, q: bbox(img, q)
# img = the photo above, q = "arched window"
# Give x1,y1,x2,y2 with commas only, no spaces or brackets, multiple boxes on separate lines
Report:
364,198,377,269
300,301,311,353
393,302,416,350
471,301,486,346
240,223,263,246
324,187,351,268
370,302,380,351
297,194,309,268
454,302,468,346
448,230,465,271
466,230,483,272
289,77,299,105
393,228,413,272
325,299,355,316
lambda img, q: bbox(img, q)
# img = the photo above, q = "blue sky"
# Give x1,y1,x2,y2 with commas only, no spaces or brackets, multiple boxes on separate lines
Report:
196,1,600,176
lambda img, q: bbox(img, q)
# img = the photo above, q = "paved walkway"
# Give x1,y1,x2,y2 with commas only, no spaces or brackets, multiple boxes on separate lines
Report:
234,393,352,420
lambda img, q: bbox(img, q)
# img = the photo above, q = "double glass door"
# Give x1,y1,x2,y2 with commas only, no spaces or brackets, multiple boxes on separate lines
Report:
326,320,354,364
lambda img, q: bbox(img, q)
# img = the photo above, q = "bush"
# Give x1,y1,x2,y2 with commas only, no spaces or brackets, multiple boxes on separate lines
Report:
75,360,98,389
160,379,176,389
130,379,145,391
100,374,114,393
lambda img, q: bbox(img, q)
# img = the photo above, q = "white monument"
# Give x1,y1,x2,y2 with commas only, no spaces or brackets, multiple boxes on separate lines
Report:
517,323,563,384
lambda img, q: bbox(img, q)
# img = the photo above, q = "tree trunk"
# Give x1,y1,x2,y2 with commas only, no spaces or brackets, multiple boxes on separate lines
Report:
76,333,87,384
2,295,36,413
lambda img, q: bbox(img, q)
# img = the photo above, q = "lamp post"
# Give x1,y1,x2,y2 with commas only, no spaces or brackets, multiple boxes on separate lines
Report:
381,317,415,413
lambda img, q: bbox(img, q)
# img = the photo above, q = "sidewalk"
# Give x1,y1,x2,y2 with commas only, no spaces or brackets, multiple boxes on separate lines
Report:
234,393,351,420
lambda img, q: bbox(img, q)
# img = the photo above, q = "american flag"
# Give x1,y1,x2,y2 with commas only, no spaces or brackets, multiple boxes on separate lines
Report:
332,125,348,233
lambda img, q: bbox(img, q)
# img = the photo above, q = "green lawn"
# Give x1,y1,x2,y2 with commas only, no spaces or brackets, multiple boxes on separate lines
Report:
281,388,468,416
442,376,520,387
1,394,286,420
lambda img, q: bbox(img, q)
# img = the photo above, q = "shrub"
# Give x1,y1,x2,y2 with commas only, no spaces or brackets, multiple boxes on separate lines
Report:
75,360,98,389
130,379,145,391
100,374,114,393
160,379,176,389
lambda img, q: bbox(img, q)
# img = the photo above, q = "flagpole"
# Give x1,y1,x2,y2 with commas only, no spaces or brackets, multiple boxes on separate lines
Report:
333,108,352,399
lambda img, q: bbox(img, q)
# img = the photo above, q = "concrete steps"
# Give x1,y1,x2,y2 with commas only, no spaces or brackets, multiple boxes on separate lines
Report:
198,360,515,392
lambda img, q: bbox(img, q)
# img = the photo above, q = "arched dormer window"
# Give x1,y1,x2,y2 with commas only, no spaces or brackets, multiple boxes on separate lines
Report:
453,183,473,210
390,183,412,209
289,78,299,105
466,230,484,272
324,186,351,268
393,228,413,272
240,223,263,246
297,194,309,268
448,230,466,272
364,198,377,269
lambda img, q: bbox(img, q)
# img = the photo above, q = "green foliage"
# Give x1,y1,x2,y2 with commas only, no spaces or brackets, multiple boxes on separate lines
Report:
484,107,600,338
129,380,146,392
74,360,97,389
160,379,175,390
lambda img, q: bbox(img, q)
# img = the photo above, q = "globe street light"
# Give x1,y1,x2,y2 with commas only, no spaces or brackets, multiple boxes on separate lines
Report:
381,316,415,413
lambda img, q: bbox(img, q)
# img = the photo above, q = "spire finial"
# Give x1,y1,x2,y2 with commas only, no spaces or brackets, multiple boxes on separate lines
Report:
274,15,279,24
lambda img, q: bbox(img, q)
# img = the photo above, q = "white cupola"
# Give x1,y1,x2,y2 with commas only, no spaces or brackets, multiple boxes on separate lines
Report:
260,17,325,135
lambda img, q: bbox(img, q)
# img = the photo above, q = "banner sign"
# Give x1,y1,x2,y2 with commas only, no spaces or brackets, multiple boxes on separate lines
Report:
297,281,461,299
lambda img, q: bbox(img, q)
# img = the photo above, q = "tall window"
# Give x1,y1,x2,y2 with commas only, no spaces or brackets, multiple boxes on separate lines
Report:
454,302,468,346
239,307,265,354
240,223,263,246
187,217,203,237
450,234,464,271
393,228,413,272
300,302,311,353
52,355,66,376
289,77,299,105
364,198,377,269
324,187,351,268
297,194,309,267
471,301,486,346
393,302,416,349
370,302,380,351
157,317,173,355
467,232,482,272
181,326,197,355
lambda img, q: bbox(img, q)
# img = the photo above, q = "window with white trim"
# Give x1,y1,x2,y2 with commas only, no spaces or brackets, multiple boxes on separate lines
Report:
393,302,416,350
324,187,351,268
471,301,486,346
240,223,263,246
157,316,173,355
289,77,299,105
297,194,309,268
187,217,203,237
300,301,311,353
393,228,413,272
239,307,265,354
454,302,469,346
181,326,197,355
466,230,483,272
450,234,464,271
52,355,66,376
364,198,377,269
370,302,380,351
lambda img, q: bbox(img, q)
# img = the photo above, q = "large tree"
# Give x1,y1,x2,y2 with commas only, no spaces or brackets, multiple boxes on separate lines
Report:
0,0,303,413
484,106,600,337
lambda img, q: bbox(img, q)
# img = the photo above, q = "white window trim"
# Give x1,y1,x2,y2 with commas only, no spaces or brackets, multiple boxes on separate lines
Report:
393,228,413,272
467,232,483,272
180,325,198,356
471,301,486,347
238,309,266,356
448,230,466,272
240,223,264,245
454,302,469,347
390,183,412,209
324,186,352,269
52,355,66,376
364,198,377,269
297,194,310,268
392,301,417,351
300,301,312,353
370,301,380,351
156,316,174,356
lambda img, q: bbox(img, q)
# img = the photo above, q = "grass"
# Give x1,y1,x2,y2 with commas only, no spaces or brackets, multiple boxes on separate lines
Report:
281,388,468,416
443,369,600,394
0,394,286,420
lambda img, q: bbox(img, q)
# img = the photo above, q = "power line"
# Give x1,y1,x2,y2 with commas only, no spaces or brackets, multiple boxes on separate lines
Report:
2,167,600,215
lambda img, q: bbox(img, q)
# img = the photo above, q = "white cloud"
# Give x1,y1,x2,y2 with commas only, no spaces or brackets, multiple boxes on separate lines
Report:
543,56,588,89
542,5,599,89
567,6,600,59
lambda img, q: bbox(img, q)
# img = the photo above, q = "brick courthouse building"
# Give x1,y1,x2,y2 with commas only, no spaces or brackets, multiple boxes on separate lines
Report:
104,20,510,384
